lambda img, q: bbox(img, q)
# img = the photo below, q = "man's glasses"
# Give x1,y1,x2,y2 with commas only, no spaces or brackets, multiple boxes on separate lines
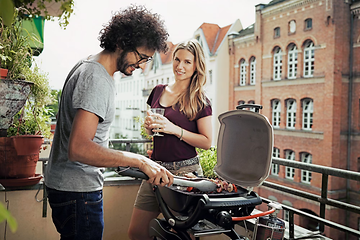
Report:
134,49,153,65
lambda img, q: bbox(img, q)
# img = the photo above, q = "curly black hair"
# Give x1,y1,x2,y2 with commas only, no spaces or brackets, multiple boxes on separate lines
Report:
99,5,169,53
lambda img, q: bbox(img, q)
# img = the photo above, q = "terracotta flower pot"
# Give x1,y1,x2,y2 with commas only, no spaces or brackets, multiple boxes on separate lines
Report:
11,135,44,156
0,137,40,178
0,68,8,79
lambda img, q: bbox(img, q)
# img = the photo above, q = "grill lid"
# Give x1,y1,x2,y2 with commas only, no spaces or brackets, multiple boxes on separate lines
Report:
214,106,273,188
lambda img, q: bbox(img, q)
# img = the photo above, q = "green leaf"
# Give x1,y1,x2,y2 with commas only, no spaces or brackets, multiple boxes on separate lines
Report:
0,202,17,233
0,0,15,26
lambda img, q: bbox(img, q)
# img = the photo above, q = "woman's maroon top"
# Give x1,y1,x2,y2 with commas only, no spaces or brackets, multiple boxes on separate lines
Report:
147,84,212,162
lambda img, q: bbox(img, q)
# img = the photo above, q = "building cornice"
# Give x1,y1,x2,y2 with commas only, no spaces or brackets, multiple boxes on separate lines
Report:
351,1,360,17
261,0,322,17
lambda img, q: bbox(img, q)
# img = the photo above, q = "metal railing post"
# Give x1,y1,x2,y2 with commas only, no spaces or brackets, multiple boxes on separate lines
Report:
319,174,328,233
289,210,295,239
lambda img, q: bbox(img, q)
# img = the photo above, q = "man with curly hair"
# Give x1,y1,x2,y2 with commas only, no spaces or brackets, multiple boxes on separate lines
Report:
45,5,173,240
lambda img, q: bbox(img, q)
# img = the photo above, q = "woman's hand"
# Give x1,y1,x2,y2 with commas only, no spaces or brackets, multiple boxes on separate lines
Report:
148,113,180,137
145,110,181,137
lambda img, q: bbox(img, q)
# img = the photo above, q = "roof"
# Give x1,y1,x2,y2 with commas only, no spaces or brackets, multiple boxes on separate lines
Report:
199,23,232,55
263,0,288,8
237,24,255,37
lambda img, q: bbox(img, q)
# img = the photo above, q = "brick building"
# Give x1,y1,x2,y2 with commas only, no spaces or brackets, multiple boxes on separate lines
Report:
228,0,360,238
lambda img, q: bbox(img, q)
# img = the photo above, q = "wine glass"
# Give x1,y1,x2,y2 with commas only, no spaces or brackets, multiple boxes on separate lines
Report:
150,108,165,137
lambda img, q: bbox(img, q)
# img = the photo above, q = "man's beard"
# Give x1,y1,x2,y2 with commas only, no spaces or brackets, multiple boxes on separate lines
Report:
116,50,135,76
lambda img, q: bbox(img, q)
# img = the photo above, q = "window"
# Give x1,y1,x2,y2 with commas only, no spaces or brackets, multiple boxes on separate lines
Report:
284,209,290,222
287,44,298,79
272,147,280,176
285,150,295,180
238,100,245,106
250,57,256,85
272,99,281,128
286,99,296,129
301,152,312,184
273,47,282,80
240,59,247,86
304,41,315,77
274,27,280,38
305,18,312,30
209,70,213,85
302,99,313,130
282,200,292,222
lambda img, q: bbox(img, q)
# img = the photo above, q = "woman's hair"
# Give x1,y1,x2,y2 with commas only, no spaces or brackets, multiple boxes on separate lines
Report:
99,5,169,53
173,39,208,121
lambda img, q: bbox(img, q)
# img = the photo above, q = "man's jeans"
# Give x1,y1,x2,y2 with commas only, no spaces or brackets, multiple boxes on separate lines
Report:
46,187,104,240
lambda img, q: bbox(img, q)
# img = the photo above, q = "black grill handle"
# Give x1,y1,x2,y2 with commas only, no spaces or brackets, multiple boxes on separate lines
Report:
116,167,149,180
236,104,263,112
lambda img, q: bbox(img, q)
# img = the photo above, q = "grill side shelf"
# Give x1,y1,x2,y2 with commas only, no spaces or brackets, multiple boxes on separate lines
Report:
203,194,262,209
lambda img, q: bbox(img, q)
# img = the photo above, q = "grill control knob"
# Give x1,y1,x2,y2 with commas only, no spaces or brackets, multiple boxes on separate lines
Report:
168,218,175,226
216,211,232,229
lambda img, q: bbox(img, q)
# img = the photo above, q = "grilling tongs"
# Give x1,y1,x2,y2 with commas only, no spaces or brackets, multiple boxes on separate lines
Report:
116,166,217,192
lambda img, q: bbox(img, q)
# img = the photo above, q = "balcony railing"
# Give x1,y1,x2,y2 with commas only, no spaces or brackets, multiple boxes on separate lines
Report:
263,157,360,239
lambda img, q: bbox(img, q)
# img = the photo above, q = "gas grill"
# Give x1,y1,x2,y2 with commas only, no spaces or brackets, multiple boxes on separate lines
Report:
117,104,274,240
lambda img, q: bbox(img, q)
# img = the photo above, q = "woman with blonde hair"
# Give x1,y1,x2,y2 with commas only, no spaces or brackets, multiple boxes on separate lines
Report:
128,39,213,240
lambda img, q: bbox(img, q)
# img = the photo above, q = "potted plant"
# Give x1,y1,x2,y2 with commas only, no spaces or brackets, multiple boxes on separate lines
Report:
0,14,53,180
0,62,53,181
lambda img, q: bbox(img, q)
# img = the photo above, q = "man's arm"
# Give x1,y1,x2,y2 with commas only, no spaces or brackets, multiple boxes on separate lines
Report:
68,109,173,186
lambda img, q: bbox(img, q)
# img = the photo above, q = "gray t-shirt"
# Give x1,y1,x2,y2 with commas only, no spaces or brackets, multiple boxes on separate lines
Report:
45,59,115,192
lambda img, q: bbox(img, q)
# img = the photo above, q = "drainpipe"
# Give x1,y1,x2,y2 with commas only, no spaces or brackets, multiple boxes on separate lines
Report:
346,2,355,239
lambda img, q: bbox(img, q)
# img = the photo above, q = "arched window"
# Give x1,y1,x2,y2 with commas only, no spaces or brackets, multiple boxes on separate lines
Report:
287,44,298,79
273,47,282,80
285,150,295,180
272,147,280,176
302,99,313,130
286,99,296,129
240,59,247,86
237,100,245,107
301,152,312,184
272,99,281,128
250,57,256,85
303,41,315,77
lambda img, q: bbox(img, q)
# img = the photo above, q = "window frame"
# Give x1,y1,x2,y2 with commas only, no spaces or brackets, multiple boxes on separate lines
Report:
272,99,281,128
274,27,280,38
285,150,295,180
273,47,283,81
301,152,312,184
286,99,297,129
271,147,280,176
250,57,256,85
287,44,298,79
305,18,313,30
240,59,247,86
303,41,315,78
302,99,314,130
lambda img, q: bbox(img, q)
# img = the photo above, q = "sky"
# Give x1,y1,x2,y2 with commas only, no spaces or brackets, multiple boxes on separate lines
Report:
34,0,271,90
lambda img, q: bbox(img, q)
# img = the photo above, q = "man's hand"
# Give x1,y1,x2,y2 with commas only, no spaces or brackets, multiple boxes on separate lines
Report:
139,157,174,187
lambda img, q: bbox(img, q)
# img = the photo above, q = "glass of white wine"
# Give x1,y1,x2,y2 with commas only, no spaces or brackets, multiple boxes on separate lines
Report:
150,108,165,137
